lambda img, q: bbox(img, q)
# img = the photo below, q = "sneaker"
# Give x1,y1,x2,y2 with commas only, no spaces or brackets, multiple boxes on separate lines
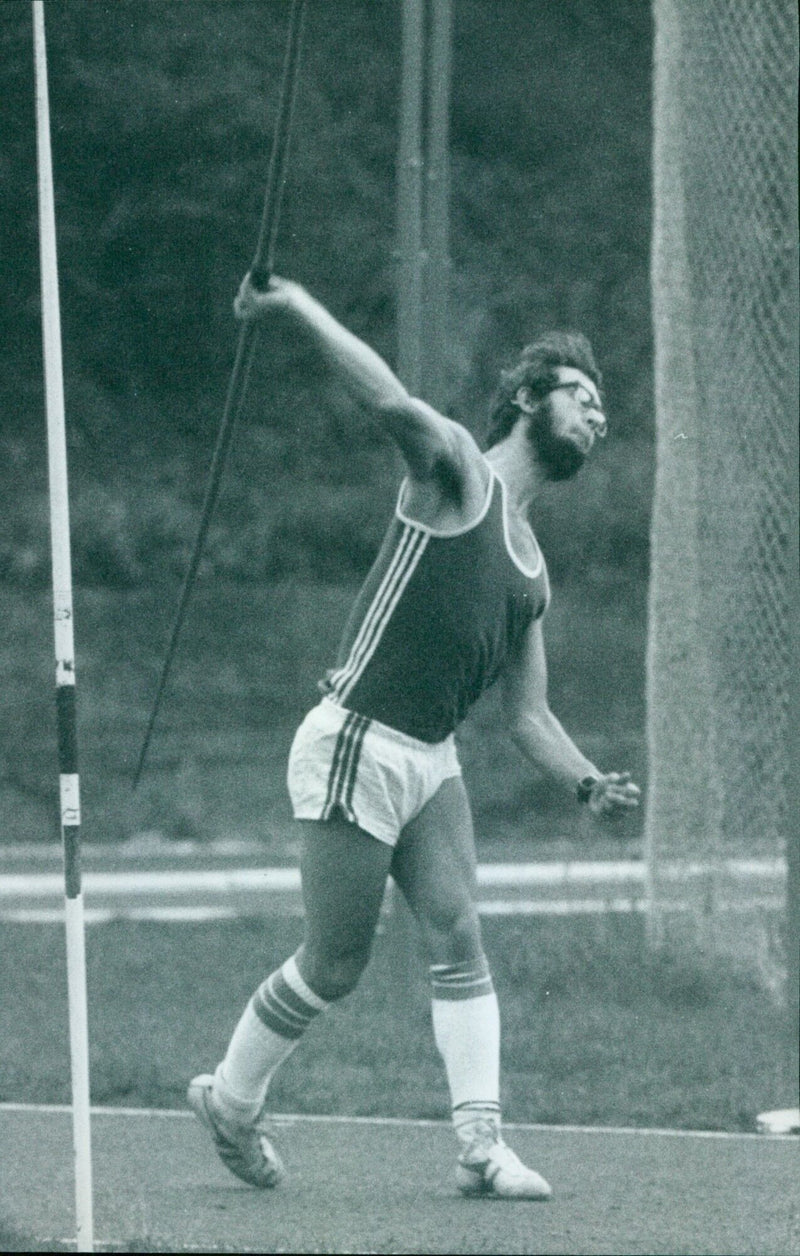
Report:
456,1120,552,1200
187,1073,284,1188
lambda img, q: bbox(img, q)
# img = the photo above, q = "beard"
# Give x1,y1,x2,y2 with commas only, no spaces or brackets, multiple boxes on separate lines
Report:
526,400,587,481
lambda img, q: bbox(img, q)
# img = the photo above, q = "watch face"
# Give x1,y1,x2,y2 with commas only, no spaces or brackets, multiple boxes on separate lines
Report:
577,776,597,803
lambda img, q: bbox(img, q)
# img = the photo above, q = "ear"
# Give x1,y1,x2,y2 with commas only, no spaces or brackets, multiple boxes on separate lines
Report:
512,386,536,416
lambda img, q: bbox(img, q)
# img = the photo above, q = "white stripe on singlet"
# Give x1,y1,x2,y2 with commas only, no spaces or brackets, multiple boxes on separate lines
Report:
327,523,429,703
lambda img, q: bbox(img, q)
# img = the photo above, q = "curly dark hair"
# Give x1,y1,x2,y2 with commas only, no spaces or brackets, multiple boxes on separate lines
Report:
484,331,601,449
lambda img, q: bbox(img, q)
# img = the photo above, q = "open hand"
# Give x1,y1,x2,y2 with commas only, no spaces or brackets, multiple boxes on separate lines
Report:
587,772,641,818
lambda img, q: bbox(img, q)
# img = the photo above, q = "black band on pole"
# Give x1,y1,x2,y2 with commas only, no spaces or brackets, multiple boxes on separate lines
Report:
134,0,307,788
57,684,79,775
57,683,82,896
63,824,82,900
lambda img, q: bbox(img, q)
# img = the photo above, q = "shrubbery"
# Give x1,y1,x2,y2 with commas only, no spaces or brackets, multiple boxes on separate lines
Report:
1,1,654,842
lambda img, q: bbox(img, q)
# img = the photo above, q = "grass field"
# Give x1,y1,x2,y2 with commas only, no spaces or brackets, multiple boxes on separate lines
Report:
2,911,793,1134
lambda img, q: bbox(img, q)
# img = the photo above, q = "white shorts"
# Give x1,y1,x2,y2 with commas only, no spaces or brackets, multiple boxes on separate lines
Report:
286,697,462,847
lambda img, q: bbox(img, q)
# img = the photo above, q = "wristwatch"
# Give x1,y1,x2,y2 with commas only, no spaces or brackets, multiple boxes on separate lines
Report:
576,776,599,804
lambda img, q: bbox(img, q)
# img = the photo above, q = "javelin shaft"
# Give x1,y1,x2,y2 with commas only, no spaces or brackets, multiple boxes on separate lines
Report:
423,0,452,411
397,0,425,396
252,0,307,283
134,0,307,786
33,2,94,1251
133,320,260,785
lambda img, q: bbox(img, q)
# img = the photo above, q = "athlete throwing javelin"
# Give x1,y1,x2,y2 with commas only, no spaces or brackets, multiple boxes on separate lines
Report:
188,273,640,1199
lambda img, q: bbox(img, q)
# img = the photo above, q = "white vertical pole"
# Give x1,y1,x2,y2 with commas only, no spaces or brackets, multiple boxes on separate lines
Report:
32,3,94,1251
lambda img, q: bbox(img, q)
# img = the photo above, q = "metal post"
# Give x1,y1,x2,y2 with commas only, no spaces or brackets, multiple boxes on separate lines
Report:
32,2,94,1250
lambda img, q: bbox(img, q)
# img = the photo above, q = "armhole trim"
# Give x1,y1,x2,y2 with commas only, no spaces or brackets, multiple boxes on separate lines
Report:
496,475,544,578
395,462,495,537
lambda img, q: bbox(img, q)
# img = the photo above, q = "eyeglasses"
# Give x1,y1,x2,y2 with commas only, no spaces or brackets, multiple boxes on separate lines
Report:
548,381,607,435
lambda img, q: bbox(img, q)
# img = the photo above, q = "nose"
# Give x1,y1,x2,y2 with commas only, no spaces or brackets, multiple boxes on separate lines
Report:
586,409,607,438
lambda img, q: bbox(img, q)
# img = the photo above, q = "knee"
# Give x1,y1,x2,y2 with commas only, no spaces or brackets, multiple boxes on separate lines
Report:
298,942,371,1002
420,902,483,965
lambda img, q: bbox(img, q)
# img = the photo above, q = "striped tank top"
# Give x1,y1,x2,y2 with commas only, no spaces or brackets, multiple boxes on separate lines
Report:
319,468,550,743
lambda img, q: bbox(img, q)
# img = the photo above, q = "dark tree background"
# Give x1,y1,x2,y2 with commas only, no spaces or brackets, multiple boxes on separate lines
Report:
1,0,653,845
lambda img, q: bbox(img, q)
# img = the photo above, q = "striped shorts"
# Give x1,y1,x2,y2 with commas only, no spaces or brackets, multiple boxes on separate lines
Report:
286,697,461,847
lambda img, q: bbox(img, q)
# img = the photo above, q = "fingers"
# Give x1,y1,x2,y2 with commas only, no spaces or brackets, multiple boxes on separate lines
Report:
233,272,286,321
233,275,254,320
588,773,641,817
607,782,640,803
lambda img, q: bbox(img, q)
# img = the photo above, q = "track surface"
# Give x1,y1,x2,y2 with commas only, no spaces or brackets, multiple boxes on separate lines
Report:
2,1105,798,1254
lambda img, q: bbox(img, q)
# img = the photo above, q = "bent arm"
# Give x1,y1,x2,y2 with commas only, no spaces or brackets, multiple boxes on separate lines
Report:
503,619,640,816
503,617,599,792
235,274,465,481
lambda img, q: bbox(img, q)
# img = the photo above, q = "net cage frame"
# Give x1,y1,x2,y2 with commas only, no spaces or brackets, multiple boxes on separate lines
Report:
645,0,799,989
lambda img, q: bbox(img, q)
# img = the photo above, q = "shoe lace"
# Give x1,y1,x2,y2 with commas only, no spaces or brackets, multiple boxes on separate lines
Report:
488,1140,525,1173
461,1116,500,1142
459,1117,502,1164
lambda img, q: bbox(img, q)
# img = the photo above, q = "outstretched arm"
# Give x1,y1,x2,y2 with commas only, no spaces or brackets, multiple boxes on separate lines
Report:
503,617,640,818
234,273,472,483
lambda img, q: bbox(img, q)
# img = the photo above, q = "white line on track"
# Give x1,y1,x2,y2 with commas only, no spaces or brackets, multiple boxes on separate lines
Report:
1,858,784,922
0,858,784,896
1,1101,793,1141
3,897,785,923
1,898,651,923
1,905,245,924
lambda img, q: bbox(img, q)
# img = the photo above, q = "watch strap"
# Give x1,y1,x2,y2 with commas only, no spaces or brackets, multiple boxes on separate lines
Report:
576,776,599,804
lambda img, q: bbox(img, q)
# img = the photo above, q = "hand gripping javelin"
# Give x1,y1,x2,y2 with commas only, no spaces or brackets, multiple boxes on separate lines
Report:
134,0,307,788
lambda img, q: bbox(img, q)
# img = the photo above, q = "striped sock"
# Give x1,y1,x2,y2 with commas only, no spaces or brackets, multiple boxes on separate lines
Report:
430,956,501,1121
215,953,328,1117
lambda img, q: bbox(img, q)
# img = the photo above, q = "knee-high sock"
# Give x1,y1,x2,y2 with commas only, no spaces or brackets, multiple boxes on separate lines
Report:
214,953,328,1117
430,956,501,1129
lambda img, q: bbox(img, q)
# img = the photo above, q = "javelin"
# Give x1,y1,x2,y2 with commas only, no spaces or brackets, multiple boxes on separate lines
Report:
134,0,307,787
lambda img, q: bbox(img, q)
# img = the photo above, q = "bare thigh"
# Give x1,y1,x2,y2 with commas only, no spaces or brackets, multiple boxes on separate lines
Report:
390,775,484,965
296,817,394,999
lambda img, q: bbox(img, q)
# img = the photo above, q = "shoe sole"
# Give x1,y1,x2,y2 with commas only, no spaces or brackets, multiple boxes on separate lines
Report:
187,1075,283,1189
456,1162,552,1201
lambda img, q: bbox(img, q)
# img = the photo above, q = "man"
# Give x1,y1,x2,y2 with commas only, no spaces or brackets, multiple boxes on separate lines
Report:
188,273,640,1200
